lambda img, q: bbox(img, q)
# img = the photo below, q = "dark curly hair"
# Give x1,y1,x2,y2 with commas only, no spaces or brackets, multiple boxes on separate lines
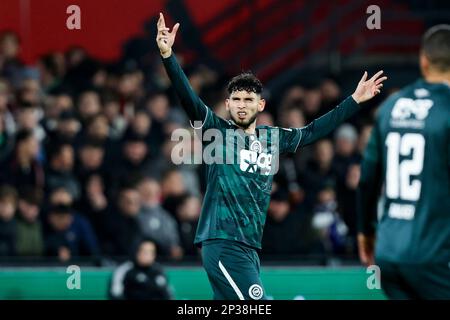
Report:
227,72,263,95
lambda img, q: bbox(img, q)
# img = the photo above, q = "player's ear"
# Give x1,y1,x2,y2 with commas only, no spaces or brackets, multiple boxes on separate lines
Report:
419,51,430,76
225,98,230,111
258,98,266,112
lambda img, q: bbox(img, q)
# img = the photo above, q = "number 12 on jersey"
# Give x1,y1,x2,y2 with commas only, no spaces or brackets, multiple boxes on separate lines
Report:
385,132,425,202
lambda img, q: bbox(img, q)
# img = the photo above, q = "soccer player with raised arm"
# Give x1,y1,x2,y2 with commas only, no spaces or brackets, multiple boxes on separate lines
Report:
156,13,386,300
357,25,450,299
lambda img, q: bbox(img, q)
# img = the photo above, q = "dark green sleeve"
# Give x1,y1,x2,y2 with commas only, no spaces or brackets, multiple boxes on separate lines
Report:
279,128,303,154
162,54,215,128
297,96,360,148
447,117,450,171
357,122,383,235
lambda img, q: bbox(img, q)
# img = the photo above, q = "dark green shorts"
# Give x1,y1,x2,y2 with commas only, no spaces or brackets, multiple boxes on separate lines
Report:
201,239,267,300
376,258,450,299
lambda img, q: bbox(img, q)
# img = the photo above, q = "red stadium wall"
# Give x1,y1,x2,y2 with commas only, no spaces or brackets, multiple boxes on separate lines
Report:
0,0,423,79
0,0,167,64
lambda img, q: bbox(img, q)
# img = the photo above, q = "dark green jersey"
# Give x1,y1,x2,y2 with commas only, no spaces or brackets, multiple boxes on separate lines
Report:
163,54,360,249
358,79,450,263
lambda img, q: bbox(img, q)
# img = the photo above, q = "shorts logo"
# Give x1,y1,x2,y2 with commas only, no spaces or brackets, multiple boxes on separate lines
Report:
248,284,263,300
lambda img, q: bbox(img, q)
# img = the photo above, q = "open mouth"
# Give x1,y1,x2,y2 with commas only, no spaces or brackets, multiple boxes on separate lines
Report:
237,111,247,119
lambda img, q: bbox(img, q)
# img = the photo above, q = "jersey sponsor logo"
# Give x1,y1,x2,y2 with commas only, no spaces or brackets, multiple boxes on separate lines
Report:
390,97,433,128
248,284,263,300
240,149,272,175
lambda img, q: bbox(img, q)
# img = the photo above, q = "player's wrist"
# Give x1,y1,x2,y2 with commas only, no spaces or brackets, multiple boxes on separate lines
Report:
351,93,362,104
160,48,172,59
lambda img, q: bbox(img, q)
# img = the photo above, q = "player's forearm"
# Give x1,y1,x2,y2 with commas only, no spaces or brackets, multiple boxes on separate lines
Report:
298,95,359,147
357,159,381,235
161,53,208,122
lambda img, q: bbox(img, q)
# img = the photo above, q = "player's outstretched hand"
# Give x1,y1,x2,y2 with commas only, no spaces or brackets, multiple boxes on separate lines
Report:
351,70,387,104
357,233,375,267
156,12,179,58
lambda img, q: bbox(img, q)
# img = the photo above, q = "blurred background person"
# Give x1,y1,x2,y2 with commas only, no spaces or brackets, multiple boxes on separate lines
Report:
44,203,99,262
109,237,172,300
137,177,183,260
0,185,18,256
15,186,44,256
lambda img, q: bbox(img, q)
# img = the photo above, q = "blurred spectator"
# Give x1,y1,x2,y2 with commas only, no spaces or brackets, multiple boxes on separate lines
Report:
17,78,42,107
77,90,101,124
78,173,108,233
104,186,143,256
126,108,159,155
302,139,336,206
0,79,17,139
173,193,201,257
102,91,126,139
75,140,105,180
0,185,18,256
41,91,74,134
319,77,342,110
45,142,80,200
137,177,183,260
256,111,274,127
338,163,361,246
357,124,373,156
45,203,99,262
332,124,360,248
37,52,65,93
0,129,44,192
302,88,322,122
0,31,23,87
311,182,349,256
16,187,44,256
279,106,305,129
49,110,81,144
161,169,187,200
48,186,73,207
333,124,360,180
262,189,322,257
109,238,172,300
16,102,46,143
82,113,110,143
0,110,14,162
161,169,188,215
112,131,154,190
117,67,144,119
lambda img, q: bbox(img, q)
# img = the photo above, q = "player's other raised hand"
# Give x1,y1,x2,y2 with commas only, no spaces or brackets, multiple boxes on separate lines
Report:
351,70,388,104
156,12,180,58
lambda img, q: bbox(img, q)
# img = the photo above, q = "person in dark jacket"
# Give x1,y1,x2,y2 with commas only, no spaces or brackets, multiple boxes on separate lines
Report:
16,186,44,256
104,185,143,256
0,185,18,256
45,142,80,201
109,237,172,300
45,204,99,261
0,129,45,192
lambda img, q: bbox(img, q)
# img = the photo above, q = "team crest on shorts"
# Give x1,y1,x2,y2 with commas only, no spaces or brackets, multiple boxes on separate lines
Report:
248,284,263,300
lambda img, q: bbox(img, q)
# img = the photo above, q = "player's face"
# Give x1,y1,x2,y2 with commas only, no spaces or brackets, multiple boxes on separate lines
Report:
226,91,265,128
